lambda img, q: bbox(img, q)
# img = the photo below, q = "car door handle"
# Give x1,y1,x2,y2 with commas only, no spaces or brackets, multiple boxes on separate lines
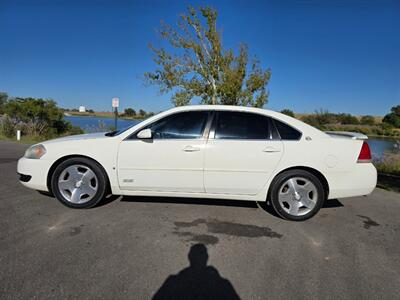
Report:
263,147,281,153
183,145,200,152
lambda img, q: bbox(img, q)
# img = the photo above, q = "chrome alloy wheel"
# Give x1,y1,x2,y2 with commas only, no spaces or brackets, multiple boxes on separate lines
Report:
278,177,318,216
57,164,98,204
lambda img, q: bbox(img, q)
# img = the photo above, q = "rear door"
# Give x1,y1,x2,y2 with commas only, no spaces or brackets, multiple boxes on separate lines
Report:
204,111,284,195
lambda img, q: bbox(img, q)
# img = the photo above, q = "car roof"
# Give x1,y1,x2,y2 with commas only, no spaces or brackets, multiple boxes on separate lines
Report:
165,104,273,114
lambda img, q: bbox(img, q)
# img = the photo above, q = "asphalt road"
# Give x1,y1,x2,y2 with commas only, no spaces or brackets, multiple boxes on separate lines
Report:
1,140,399,299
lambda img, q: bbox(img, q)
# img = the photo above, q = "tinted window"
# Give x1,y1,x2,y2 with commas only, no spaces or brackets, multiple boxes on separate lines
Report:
214,112,270,140
145,111,208,139
274,119,301,140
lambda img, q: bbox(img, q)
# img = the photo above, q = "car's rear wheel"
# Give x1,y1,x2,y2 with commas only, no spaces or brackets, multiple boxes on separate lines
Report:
269,169,325,221
51,157,108,208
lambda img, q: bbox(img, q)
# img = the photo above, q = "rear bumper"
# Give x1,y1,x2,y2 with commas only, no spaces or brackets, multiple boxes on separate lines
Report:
17,157,52,192
327,163,377,199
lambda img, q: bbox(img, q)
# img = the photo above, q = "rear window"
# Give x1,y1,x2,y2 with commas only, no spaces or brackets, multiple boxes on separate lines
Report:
274,119,302,140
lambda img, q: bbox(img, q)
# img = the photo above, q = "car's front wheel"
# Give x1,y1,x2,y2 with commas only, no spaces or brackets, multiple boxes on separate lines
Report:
269,169,325,221
51,157,108,208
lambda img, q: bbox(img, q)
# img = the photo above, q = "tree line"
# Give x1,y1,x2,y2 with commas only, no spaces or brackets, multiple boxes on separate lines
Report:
0,92,82,139
280,107,400,128
120,108,155,119
62,106,155,119
280,106,400,137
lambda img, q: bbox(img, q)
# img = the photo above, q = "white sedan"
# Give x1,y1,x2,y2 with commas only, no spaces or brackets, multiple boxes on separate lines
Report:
17,105,377,221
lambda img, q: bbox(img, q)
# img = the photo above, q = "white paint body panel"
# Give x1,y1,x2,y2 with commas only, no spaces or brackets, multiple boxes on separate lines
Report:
118,139,206,192
204,140,284,195
17,105,377,202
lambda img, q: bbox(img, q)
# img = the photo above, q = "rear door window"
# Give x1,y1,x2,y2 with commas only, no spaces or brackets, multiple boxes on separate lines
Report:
214,111,270,140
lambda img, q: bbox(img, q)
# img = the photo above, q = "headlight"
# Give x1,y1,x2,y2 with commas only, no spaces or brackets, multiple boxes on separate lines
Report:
24,144,47,159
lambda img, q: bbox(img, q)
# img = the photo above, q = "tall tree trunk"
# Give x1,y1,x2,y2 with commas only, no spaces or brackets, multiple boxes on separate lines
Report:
211,78,217,105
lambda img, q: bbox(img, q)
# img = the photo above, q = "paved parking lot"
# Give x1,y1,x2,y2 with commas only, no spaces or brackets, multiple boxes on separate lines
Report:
1,140,399,299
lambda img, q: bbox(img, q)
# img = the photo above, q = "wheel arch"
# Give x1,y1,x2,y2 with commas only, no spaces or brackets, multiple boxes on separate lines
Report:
46,154,111,194
269,166,330,199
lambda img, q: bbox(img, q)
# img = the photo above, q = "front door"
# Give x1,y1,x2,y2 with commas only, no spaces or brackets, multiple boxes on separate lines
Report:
204,111,284,195
118,111,210,193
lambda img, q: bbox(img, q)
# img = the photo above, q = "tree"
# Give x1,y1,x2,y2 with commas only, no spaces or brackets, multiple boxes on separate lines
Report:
145,6,271,107
301,109,336,126
124,108,136,117
280,109,295,117
146,112,155,118
0,92,8,114
383,105,400,128
138,109,146,117
3,97,73,135
337,113,359,125
360,115,375,126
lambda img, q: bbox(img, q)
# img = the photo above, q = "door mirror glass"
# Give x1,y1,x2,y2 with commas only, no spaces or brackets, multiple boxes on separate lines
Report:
137,128,152,139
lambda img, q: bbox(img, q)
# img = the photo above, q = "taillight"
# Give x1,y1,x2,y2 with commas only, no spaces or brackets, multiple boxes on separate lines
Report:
357,141,372,163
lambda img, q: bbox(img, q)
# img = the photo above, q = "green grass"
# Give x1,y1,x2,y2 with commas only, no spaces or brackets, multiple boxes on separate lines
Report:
374,152,400,176
0,134,41,144
373,144,400,192
320,124,400,138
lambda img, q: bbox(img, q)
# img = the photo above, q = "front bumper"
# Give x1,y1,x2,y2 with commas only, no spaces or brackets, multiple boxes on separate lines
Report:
18,173,32,182
17,157,52,192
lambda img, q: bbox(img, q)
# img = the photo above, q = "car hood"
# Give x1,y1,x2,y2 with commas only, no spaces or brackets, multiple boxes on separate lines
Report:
42,132,109,144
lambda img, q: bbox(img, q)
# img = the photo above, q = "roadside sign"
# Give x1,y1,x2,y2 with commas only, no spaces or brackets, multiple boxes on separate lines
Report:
112,97,119,108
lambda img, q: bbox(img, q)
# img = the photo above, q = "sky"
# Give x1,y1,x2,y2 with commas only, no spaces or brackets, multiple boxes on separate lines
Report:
0,0,399,115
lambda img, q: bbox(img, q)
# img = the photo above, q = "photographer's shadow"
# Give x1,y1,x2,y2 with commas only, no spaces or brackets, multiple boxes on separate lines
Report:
152,243,240,300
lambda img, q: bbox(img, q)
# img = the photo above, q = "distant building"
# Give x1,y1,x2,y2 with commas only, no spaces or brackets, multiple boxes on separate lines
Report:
79,106,86,112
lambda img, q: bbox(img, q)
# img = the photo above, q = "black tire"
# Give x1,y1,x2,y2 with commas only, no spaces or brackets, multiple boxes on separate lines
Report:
51,157,108,208
269,169,325,221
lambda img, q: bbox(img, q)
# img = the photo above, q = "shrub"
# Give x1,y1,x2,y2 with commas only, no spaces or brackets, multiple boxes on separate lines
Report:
337,113,359,125
1,97,84,139
374,152,400,176
3,97,70,135
301,109,336,126
0,92,8,114
280,109,295,117
0,115,18,138
19,120,47,137
360,115,375,125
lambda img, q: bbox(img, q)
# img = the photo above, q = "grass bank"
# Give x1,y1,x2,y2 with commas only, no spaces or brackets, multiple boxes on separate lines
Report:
318,124,400,138
373,145,400,192
0,133,42,144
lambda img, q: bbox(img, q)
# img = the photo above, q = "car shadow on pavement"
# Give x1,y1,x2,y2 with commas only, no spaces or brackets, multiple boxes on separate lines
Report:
152,243,241,300
119,196,343,213
120,196,258,208
323,199,344,208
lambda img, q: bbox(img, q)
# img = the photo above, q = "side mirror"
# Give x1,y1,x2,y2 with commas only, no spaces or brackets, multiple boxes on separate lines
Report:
137,128,152,139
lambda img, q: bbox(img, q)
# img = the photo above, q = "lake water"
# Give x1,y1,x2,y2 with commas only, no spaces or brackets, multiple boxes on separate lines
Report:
65,116,140,132
65,116,397,159
368,138,398,160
